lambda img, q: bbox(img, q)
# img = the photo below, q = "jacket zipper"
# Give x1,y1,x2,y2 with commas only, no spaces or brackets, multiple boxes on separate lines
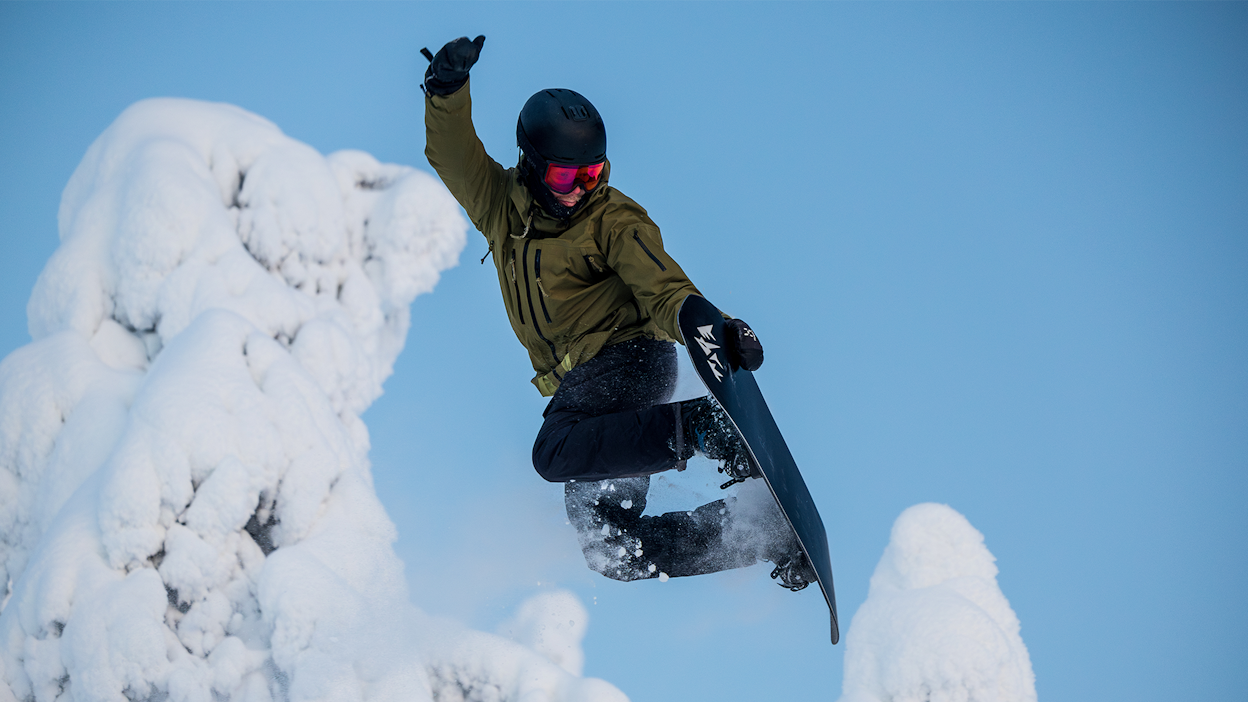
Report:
632,231,667,271
522,240,559,363
510,250,525,325
534,248,553,323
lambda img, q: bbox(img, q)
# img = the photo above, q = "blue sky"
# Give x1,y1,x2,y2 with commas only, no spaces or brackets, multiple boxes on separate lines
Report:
2,3,1245,701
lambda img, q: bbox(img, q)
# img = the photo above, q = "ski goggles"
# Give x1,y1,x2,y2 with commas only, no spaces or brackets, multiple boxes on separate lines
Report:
543,162,605,195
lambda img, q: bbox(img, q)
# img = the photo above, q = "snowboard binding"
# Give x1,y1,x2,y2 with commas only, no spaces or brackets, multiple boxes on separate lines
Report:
680,396,757,489
769,551,815,592
716,453,758,490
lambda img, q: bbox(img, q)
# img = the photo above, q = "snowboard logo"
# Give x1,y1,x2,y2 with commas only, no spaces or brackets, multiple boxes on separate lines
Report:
695,324,728,382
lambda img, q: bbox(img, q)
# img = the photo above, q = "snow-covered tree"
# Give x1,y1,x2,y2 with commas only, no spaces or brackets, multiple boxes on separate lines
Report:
838,503,1037,702
0,98,625,702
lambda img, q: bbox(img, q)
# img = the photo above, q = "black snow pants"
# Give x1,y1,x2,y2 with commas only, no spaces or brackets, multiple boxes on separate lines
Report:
532,338,758,581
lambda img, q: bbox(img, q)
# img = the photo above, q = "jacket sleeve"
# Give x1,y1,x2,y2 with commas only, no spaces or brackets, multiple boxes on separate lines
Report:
601,219,703,345
424,78,512,235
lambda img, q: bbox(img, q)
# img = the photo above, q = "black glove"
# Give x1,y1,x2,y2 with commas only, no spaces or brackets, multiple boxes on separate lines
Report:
421,35,486,97
724,318,764,371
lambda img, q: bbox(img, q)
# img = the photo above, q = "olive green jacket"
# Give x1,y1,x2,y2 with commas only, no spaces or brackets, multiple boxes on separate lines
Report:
425,80,704,396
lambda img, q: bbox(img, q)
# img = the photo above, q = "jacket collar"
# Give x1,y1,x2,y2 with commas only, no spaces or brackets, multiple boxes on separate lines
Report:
509,159,613,237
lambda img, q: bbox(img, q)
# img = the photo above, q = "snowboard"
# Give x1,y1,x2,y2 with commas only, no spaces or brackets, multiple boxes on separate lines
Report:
678,294,840,643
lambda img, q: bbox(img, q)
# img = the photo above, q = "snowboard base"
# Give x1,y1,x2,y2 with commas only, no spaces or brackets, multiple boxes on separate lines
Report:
678,294,839,643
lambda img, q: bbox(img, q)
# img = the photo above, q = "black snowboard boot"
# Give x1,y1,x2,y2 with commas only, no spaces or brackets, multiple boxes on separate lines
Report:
678,397,756,487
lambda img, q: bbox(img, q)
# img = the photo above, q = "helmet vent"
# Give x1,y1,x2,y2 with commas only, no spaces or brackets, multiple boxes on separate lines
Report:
563,105,589,122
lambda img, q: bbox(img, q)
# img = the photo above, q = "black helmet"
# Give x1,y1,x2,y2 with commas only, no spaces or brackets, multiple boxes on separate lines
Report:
516,88,607,219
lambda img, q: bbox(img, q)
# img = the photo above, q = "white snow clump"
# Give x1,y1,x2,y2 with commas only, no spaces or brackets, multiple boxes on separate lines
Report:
839,503,1037,702
0,97,626,702
495,590,588,677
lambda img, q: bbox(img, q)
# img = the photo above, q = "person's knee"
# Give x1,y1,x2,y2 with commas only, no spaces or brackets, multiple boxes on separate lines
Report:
533,436,585,482
589,561,652,582
531,412,584,482
531,442,561,482
574,535,656,582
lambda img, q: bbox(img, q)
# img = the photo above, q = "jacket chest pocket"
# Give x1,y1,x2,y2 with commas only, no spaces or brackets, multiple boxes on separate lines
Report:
530,241,604,302
577,252,610,284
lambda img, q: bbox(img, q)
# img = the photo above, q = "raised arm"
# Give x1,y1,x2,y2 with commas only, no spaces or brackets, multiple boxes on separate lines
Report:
422,36,511,234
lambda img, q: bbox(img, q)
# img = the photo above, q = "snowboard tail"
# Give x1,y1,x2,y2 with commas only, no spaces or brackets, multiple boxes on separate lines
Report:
678,294,839,643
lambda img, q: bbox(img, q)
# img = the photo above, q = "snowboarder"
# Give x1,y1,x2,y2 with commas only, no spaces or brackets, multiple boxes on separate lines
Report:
421,35,812,588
